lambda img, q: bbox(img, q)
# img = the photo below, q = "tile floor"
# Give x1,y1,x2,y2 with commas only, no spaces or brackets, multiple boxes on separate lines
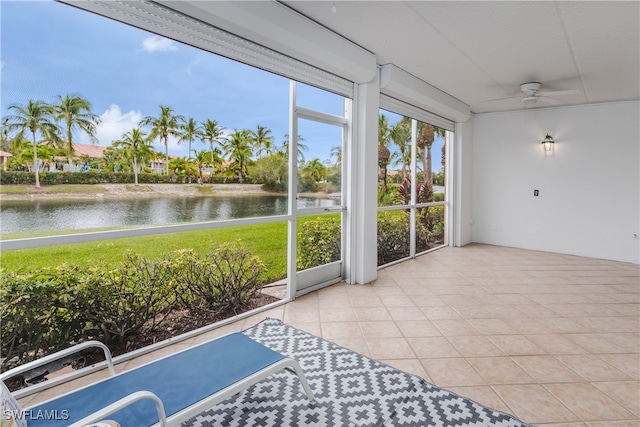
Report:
18,244,639,426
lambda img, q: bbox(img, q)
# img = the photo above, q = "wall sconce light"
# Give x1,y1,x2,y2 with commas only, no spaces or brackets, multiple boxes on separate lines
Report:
541,134,555,151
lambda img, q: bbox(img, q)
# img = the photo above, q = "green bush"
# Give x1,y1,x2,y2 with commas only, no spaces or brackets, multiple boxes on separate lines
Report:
0,171,249,185
377,211,410,265
261,181,287,193
0,244,266,371
298,174,319,193
0,265,90,370
75,252,179,344
416,206,445,252
297,217,341,270
177,242,265,315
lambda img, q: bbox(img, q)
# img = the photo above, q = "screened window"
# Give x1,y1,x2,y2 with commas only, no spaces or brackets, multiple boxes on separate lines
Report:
376,106,450,267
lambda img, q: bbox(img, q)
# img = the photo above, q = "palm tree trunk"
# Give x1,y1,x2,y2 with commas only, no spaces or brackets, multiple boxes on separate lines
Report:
421,150,428,184
32,131,40,188
164,137,169,175
426,145,432,185
133,157,139,186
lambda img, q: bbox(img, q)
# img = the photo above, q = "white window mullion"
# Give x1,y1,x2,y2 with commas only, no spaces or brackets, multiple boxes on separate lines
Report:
409,119,418,258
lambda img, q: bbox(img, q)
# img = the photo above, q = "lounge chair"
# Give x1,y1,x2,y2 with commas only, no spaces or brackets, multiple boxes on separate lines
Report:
0,333,315,426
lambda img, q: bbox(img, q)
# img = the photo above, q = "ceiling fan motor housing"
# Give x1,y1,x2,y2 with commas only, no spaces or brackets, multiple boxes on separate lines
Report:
520,82,542,95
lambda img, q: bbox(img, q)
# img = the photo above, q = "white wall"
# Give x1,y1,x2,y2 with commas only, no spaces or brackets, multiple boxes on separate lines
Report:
471,101,639,264
454,119,474,246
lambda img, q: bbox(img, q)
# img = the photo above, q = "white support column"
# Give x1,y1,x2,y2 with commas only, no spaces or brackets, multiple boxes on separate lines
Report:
453,118,474,247
350,74,380,285
287,80,299,298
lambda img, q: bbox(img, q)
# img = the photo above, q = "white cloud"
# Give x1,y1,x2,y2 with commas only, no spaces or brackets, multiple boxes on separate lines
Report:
139,36,178,53
90,104,143,146
0,61,5,72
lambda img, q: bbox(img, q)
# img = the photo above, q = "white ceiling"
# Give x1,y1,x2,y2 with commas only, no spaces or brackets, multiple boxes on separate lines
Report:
281,1,640,114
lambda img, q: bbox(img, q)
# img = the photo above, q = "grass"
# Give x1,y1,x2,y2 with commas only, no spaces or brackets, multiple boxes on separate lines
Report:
1,226,139,241
1,222,288,283
0,214,339,285
0,184,108,194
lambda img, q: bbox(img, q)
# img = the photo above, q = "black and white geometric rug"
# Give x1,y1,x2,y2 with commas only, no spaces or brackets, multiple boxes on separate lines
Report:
183,318,534,427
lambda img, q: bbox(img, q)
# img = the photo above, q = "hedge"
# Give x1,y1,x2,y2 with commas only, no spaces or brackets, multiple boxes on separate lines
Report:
0,171,251,185
297,216,341,270
0,242,264,372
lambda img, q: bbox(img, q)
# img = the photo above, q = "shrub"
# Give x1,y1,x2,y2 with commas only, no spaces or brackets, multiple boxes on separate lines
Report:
0,245,267,371
416,206,445,252
76,252,179,344
298,174,319,193
377,211,410,265
0,171,249,185
0,265,90,371
177,242,265,315
297,216,341,270
261,181,287,193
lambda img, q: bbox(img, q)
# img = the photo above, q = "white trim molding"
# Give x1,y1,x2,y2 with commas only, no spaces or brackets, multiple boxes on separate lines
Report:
380,64,470,124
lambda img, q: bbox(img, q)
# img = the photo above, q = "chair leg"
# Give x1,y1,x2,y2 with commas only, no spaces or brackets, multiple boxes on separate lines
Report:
284,360,316,403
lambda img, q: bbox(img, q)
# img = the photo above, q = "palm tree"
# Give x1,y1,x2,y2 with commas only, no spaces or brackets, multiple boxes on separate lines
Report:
303,158,327,182
0,117,21,153
416,123,445,185
169,156,197,181
281,133,308,165
390,117,411,179
192,149,210,184
202,119,225,172
140,105,184,175
249,125,274,158
330,145,342,166
179,117,202,160
54,94,101,165
223,129,253,182
114,128,154,185
378,114,392,195
6,100,59,187
12,140,56,173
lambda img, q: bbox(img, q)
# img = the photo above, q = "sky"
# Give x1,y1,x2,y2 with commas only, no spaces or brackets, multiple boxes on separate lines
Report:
1,0,443,171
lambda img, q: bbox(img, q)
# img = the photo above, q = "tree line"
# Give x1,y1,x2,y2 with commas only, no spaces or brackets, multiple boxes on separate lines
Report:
1,94,341,191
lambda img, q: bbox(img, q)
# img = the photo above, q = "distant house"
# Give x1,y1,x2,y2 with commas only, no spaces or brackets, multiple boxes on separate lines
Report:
55,143,107,171
0,150,12,171
150,158,165,174
72,143,107,159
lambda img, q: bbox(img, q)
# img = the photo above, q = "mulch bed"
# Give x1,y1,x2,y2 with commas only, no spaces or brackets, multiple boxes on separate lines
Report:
89,293,280,361
105,294,278,358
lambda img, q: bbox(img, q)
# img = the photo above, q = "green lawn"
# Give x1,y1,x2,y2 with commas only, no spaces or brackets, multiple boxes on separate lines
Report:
0,184,108,194
1,222,290,284
0,214,339,284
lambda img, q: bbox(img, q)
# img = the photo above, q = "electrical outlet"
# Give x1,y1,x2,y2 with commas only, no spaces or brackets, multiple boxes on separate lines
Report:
534,190,539,196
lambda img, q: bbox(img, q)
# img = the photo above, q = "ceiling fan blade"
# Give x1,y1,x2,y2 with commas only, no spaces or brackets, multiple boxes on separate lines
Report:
538,96,563,105
483,95,521,102
538,89,581,97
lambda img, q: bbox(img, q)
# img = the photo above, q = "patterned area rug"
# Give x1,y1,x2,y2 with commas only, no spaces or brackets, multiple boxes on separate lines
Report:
184,319,534,427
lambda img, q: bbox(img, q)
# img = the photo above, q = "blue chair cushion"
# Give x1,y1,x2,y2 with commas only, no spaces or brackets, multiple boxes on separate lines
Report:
28,333,285,427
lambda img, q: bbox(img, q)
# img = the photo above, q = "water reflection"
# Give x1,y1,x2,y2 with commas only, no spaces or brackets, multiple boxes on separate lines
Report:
1,195,339,234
